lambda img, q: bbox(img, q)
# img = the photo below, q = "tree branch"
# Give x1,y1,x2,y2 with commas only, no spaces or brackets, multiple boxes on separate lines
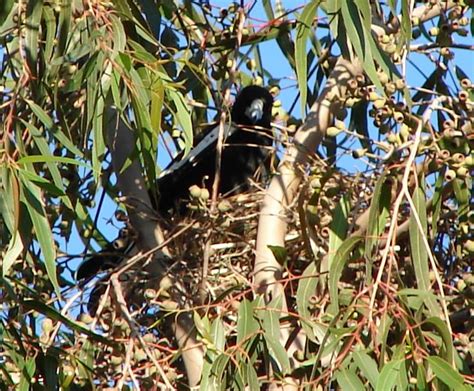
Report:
105,109,204,387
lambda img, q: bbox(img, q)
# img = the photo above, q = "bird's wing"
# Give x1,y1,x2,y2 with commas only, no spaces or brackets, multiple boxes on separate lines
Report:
158,122,236,178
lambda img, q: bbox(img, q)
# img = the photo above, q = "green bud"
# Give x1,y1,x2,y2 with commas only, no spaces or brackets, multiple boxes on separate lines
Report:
353,148,367,158
189,185,202,199
445,169,456,181
464,240,474,253
200,188,210,201
373,98,386,110
395,79,406,90
269,85,281,96
217,200,232,212
429,27,439,36
253,76,263,86
246,59,256,71
327,126,343,137
42,319,53,334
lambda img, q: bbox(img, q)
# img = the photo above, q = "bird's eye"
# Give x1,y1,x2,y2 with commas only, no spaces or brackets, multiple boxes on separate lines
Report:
245,99,265,123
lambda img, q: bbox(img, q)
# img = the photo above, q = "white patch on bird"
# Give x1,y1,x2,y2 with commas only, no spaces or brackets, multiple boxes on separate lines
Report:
159,97,267,179
159,122,237,178
245,99,264,123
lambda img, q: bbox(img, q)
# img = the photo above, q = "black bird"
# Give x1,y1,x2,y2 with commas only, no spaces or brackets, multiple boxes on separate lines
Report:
76,85,274,282
155,85,274,214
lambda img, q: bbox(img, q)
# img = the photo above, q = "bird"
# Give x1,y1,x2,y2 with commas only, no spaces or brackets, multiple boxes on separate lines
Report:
155,85,274,214
76,85,274,282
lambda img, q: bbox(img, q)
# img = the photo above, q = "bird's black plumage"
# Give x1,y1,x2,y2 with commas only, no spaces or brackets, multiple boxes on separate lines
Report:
76,85,273,283
155,85,274,214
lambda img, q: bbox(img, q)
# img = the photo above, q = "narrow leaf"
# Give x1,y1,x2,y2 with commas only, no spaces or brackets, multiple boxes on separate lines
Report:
427,356,467,390
365,171,390,280
259,296,290,373
328,194,350,270
22,300,111,344
423,317,454,364
295,1,319,116
375,360,402,391
353,350,380,387
410,184,440,316
3,233,24,276
336,368,365,390
236,299,258,347
296,262,318,342
329,236,363,312
22,180,60,297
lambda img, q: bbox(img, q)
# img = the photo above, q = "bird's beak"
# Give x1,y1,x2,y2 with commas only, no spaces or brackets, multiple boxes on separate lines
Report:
245,98,265,124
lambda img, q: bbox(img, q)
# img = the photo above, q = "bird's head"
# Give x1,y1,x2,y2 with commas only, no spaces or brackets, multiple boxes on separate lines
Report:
231,85,273,129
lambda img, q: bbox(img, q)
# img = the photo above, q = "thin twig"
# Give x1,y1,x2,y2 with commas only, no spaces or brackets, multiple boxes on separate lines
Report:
368,97,451,338
110,274,173,389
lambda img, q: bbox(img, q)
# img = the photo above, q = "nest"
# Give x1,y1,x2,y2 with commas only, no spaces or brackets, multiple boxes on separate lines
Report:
83,163,371,319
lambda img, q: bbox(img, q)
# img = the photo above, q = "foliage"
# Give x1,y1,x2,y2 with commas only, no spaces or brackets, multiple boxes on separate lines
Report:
0,0,473,389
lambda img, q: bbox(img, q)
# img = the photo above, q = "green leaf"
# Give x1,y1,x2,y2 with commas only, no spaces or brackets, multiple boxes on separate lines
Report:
17,155,90,169
210,353,231,388
168,88,193,156
77,339,95,380
0,0,14,27
42,6,55,62
25,0,43,77
258,296,290,373
329,236,363,312
365,171,390,281
349,101,371,153
150,76,164,142
0,167,18,234
56,0,71,56
24,99,53,128
375,359,402,391
328,194,350,271
129,67,158,187
236,298,259,347
18,169,64,197
340,0,382,92
262,0,275,20
110,14,126,54
22,180,61,298
353,350,379,387
3,232,23,277
423,317,454,364
410,184,441,316
452,178,469,220
23,101,83,158
296,261,318,342
397,288,442,313
416,363,428,391
325,0,342,37
210,317,225,354
22,300,111,344
267,245,288,265
295,0,319,116
242,363,259,390
18,357,36,391
400,0,412,50
20,120,71,207
91,60,113,182
194,311,213,344
431,172,444,239
427,356,468,390
335,368,365,390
